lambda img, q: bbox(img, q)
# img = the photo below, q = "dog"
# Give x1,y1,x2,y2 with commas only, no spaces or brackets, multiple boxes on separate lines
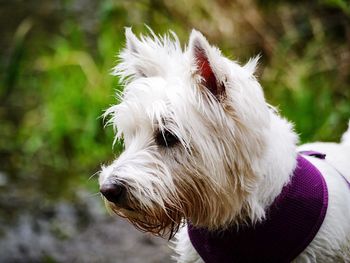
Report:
98,28,350,262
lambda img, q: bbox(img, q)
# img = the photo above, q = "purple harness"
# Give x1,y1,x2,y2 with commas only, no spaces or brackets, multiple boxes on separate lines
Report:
188,153,329,263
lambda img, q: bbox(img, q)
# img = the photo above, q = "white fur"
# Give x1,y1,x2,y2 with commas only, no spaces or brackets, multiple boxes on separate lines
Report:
173,130,350,263
99,28,350,262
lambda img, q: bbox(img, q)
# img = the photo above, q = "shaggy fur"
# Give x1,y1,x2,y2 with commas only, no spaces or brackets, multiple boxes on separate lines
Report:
99,28,350,262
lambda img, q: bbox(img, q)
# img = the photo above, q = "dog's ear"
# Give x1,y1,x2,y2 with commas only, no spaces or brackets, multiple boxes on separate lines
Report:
243,56,259,76
189,30,225,100
125,27,141,56
113,28,158,80
122,27,149,78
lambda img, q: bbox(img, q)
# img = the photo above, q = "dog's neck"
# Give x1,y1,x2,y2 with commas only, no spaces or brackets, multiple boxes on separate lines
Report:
246,109,298,222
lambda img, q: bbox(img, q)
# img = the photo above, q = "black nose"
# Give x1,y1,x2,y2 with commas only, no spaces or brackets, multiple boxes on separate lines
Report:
100,182,126,204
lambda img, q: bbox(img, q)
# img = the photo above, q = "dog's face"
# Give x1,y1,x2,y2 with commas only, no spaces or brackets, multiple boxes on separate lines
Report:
99,29,270,237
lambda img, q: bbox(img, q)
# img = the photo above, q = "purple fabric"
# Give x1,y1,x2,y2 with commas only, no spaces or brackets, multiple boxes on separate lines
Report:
188,154,328,263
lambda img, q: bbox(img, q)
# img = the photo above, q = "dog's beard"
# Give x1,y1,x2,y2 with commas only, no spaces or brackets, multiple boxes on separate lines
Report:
103,160,253,239
103,171,219,239
107,199,183,239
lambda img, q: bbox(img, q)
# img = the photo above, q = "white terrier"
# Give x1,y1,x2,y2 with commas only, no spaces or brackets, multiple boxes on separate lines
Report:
99,28,350,263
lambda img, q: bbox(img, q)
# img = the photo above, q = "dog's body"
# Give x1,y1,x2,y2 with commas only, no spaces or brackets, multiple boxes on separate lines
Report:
99,28,350,262
175,140,350,263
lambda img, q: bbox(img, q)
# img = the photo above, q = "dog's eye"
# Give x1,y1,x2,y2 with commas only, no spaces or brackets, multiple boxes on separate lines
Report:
155,130,179,147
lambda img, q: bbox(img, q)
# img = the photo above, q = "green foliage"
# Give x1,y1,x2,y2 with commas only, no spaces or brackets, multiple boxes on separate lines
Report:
261,7,350,142
0,0,349,203
1,18,123,199
321,0,350,15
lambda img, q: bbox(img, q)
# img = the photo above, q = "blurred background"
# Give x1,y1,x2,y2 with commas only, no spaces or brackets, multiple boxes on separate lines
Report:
0,0,349,262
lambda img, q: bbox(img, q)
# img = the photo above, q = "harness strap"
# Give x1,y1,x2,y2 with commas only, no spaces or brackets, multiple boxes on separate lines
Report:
300,150,350,187
299,150,326,159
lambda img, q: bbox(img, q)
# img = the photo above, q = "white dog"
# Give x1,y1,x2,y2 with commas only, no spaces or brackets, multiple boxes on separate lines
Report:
99,28,350,262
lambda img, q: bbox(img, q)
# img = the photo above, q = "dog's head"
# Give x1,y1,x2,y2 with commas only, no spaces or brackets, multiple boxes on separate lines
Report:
99,28,270,237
